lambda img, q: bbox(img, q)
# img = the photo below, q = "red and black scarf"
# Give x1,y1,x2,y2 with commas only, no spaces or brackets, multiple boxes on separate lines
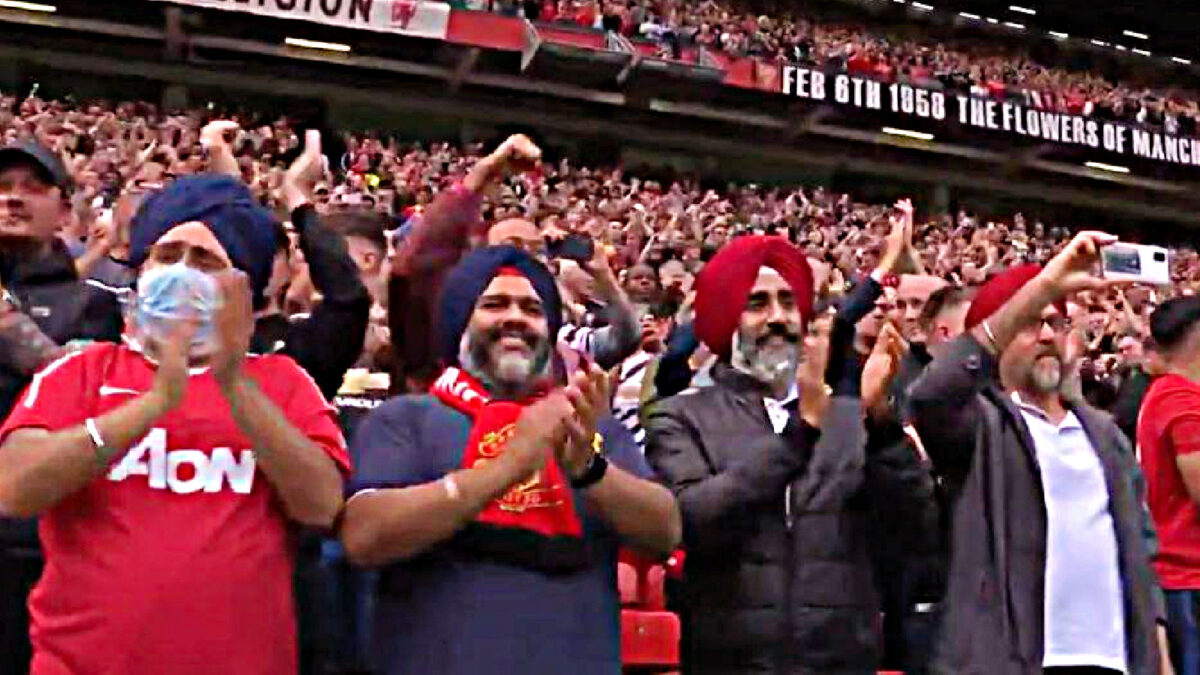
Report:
431,367,590,574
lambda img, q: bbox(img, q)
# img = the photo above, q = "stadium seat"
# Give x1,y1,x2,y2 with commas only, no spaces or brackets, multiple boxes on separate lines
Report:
618,550,681,671
643,565,667,611
620,609,680,670
618,562,640,607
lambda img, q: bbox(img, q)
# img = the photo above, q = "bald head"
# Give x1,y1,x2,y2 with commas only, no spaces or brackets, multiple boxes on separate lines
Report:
487,218,543,257
897,274,948,341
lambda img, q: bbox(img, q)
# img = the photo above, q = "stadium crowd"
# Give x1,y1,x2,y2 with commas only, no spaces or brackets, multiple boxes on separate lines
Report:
483,0,1200,135
2,87,1200,675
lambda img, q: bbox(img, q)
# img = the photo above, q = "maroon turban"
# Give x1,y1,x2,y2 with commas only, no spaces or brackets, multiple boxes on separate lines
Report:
694,236,814,360
964,264,1066,331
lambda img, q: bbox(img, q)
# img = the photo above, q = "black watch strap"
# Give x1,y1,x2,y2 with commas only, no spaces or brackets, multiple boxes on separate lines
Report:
570,453,608,490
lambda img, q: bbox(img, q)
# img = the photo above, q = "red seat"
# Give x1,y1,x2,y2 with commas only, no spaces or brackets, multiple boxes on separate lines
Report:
618,550,681,670
643,565,667,611
618,562,640,607
620,609,680,668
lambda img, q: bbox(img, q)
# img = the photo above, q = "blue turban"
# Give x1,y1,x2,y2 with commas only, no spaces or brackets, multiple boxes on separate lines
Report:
129,174,278,309
437,245,562,365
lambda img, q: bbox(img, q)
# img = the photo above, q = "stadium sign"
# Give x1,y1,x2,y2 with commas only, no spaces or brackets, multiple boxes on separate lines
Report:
782,64,1200,168
153,0,451,41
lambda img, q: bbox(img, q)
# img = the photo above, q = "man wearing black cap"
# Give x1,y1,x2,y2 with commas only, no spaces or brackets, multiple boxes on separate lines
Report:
1138,296,1200,675
0,173,349,675
0,140,123,413
340,245,679,675
0,140,123,674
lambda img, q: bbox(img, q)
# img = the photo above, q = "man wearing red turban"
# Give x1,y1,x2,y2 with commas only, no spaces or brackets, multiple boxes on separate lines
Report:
646,234,927,674
691,235,816,398
909,232,1171,675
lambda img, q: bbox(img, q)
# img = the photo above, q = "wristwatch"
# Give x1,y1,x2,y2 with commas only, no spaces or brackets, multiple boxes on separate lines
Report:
570,433,608,490
0,288,18,314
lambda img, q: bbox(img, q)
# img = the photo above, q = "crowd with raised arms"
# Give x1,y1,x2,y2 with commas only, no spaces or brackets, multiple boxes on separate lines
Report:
0,89,1199,675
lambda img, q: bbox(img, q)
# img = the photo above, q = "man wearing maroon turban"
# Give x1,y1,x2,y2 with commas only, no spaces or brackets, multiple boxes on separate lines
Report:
909,232,1170,675
690,236,817,398
645,235,927,674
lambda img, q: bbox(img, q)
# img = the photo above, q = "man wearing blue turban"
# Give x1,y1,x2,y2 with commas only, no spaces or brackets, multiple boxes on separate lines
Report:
340,245,681,675
0,173,351,675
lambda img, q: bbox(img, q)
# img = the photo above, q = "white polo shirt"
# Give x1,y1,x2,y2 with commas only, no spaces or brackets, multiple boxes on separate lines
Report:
1013,394,1127,673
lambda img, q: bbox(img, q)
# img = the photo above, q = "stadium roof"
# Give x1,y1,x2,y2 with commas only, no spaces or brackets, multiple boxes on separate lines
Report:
840,0,1200,72
4,0,1200,226
939,0,1200,61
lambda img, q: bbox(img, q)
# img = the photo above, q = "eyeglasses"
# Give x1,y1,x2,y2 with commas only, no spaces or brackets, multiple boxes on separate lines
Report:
1030,315,1069,333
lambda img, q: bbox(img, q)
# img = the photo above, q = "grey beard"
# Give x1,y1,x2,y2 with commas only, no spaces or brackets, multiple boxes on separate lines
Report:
458,331,552,399
1029,356,1063,395
731,329,800,393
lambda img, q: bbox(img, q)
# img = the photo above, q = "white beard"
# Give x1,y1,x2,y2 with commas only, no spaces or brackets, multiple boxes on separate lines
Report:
493,351,536,385
731,330,800,392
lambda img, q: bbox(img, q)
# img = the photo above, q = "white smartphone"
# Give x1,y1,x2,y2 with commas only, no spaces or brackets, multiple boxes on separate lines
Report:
1101,243,1171,285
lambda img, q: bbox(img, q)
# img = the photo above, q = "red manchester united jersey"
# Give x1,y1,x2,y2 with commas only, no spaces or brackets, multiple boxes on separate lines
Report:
0,342,349,675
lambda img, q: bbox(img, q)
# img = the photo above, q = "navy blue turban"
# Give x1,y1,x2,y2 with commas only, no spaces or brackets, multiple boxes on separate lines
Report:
437,245,563,365
129,174,278,309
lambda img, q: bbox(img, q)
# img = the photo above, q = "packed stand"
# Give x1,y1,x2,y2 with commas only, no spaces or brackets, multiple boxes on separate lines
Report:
481,0,1200,135
1,88,1199,675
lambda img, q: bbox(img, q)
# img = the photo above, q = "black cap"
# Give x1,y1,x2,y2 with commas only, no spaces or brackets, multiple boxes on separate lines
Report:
1150,296,1200,352
0,140,73,195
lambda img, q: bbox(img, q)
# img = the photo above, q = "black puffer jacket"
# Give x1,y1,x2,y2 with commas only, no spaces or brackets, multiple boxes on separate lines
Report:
0,243,123,549
646,364,926,674
0,243,123,417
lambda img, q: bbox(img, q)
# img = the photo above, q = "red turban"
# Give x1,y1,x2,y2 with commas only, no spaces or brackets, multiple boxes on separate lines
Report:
693,236,814,360
964,264,1066,330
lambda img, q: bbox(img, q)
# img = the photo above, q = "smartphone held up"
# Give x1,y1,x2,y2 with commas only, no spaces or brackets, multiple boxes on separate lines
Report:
547,233,595,262
1100,243,1170,286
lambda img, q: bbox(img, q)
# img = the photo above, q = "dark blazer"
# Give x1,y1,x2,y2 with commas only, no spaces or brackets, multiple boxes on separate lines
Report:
647,364,916,675
908,334,1165,675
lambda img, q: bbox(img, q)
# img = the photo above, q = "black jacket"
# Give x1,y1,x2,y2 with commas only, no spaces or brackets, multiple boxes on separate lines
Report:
0,242,123,548
251,205,370,400
1112,365,1155,444
646,363,926,675
0,242,123,417
908,335,1165,675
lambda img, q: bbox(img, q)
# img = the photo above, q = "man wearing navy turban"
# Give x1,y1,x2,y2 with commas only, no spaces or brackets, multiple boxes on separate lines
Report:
340,245,680,675
132,172,370,400
0,173,350,675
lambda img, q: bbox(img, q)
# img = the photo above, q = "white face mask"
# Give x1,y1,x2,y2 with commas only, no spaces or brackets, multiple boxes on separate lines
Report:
132,262,219,357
